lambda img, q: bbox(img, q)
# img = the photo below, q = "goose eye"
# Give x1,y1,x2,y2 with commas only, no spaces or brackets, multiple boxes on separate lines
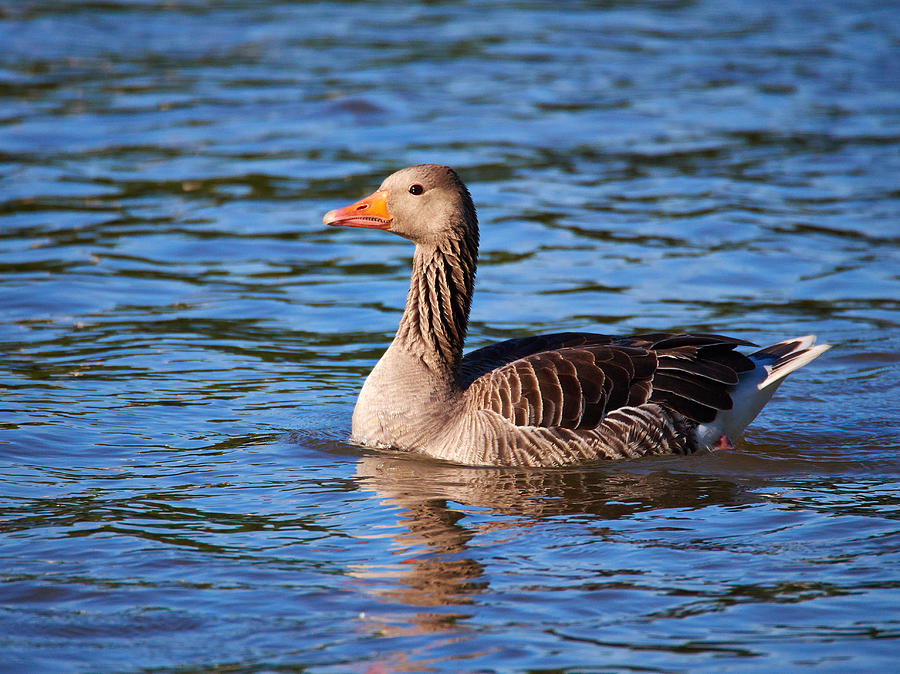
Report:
408,184,424,195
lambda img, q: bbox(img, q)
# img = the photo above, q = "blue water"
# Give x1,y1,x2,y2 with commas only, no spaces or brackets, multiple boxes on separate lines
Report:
2,1,899,671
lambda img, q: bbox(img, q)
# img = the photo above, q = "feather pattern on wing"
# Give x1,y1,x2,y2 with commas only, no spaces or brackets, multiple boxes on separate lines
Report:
462,332,756,430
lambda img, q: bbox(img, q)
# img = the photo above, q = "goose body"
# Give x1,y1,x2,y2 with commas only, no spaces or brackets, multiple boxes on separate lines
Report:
324,165,829,467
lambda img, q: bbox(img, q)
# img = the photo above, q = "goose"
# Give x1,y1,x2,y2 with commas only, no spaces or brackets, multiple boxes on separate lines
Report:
324,164,829,467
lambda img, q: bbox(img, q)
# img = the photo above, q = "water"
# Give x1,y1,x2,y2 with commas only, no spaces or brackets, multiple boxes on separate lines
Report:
2,0,899,670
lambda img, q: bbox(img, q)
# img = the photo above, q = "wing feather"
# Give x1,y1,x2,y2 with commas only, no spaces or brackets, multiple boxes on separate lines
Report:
462,332,756,430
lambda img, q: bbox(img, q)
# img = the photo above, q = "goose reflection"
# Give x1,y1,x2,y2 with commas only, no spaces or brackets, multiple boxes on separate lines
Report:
349,451,759,635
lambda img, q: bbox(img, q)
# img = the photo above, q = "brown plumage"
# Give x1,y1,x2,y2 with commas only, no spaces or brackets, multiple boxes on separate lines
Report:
323,164,830,467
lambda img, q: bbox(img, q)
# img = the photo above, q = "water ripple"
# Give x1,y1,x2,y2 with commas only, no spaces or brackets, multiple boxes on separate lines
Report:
2,0,899,671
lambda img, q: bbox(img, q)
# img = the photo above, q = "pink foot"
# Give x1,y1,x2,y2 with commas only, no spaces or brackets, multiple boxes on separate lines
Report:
714,434,735,450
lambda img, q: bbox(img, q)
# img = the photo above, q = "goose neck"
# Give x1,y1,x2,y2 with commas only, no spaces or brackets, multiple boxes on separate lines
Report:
395,237,477,376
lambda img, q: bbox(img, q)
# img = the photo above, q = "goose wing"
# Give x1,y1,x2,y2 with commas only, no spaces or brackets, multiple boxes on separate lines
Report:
463,333,757,429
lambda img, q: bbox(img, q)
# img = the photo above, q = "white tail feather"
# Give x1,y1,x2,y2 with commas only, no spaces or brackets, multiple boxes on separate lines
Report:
696,335,830,447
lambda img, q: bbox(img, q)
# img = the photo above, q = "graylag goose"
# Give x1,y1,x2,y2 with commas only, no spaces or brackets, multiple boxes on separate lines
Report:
324,164,829,467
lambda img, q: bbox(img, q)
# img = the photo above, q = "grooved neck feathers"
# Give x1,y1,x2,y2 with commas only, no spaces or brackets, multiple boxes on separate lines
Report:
396,232,478,375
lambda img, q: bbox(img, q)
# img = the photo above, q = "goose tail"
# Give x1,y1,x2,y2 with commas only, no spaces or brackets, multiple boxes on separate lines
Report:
696,335,830,449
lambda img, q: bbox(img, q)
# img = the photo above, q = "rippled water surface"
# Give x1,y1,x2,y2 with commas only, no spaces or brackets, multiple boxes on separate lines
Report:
2,1,900,671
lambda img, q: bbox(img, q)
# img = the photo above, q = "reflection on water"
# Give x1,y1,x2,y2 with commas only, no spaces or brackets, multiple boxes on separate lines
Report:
348,449,900,670
355,453,758,522
2,0,900,670
352,453,756,616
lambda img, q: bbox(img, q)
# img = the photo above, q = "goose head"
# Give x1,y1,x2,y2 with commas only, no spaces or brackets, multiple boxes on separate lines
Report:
323,164,477,246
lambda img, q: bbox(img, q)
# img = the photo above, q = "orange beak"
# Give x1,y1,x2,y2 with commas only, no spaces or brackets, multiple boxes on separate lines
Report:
323,189,393,229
